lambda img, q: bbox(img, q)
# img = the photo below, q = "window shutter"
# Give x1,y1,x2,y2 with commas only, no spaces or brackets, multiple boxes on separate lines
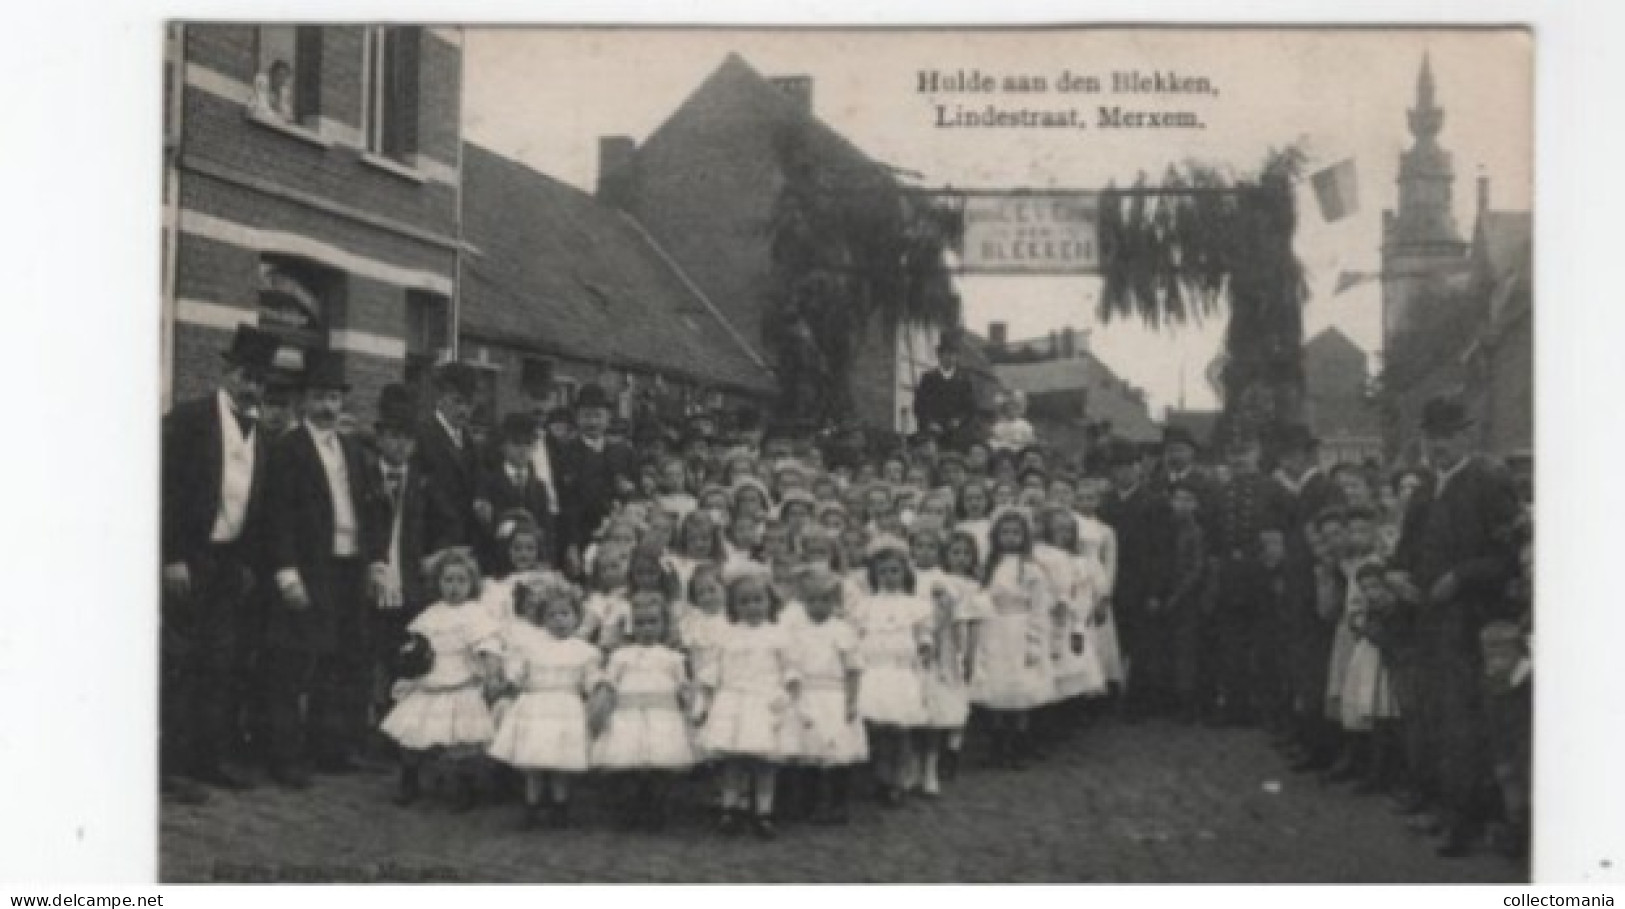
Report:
384,27,421,161
293,27,323,125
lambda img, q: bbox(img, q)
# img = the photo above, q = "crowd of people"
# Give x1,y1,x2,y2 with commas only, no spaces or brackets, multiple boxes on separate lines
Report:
161,326,1533,858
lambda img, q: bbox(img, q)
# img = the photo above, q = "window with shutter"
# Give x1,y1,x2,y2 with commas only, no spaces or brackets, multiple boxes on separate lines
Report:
364,26,422,165
252,26,321,127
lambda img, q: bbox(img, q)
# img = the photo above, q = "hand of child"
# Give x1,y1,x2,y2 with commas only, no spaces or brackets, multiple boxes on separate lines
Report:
280,577,311,611
162,563,191,601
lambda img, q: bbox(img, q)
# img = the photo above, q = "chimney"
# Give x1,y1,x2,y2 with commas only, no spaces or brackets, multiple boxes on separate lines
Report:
1061,327,1076,359
768,75,814,114
596,136,637,209
1477,173,1491,219
988,322,1007,349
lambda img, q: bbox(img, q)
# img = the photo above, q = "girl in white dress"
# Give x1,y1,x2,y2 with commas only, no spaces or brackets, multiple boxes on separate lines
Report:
971,509,1058,769
956,480,994,562
592,593,698,830
852,535,934,806
480,520,561,628
695,562,800,839
1074,480,1125,688
487,575,608,829
787,566,867,824
667,508,725,594
911,524,985,797
942,529,988,777
1037,507,1110,712
380,548,502,810
578,543,632,649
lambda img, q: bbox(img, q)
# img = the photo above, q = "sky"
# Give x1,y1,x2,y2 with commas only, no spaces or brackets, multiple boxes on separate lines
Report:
461,27,1532,415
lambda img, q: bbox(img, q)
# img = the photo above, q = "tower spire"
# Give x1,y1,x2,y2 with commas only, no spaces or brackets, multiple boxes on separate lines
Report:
1408,53,1444,142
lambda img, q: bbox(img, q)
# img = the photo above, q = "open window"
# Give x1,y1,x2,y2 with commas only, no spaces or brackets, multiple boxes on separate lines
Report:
252,26,322,128
362,26,422,165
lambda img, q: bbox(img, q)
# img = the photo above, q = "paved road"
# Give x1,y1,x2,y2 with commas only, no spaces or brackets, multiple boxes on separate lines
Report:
160,718,1525,883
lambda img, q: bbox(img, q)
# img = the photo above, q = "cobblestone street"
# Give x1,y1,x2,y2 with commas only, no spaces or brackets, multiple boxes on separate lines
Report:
160,717,1525,883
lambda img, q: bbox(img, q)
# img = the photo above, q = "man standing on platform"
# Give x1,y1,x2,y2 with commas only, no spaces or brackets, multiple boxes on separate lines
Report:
1393,397,1521,858
160,325,280,802
262,352,387,787
912,332,977,450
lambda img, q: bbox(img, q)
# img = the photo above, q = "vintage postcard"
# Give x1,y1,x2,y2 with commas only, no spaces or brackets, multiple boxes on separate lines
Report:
155,25,1533,883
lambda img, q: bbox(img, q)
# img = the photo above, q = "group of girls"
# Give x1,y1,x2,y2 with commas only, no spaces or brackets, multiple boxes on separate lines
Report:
377,444,1125,838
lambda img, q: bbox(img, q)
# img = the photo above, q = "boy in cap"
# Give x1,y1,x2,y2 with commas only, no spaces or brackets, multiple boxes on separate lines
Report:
161,324,281,801
477,412,556,566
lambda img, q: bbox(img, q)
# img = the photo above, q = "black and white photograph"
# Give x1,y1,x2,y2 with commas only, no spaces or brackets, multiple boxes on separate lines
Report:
143,23,1546,884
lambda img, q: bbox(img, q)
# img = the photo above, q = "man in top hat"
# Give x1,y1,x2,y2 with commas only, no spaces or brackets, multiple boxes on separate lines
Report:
912,332,977,450
553,384,638,572
1097,437,1176,720
261,351,389,786
415,361,486,560
476,412,557,565
160,324,281,801
1391,396,1521,857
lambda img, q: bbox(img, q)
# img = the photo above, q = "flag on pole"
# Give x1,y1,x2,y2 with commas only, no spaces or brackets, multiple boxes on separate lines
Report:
1311,159,1360,222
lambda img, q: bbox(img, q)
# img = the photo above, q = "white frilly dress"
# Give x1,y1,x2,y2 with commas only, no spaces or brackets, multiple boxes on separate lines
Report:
1077,516,1125,685
379,601,501,752
1049,553,1110,700
917,570,988,729
590,644,699,770
971,558,1057,710
487,629,603,771
788,617,869,765
699,621,800,759
851,591,934,727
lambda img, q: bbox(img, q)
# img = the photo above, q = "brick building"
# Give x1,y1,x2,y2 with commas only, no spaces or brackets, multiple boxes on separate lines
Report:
1303,327,1384,464
161,24,464,419
592,53,953,432
457,144,777,422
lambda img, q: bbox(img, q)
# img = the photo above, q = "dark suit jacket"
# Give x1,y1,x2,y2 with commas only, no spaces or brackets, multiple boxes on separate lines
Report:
913,369,976,435
554,436,638,555
1100,483,1174,614
476,459,558,564
263,425,386,649
360,457,432,615
413,415,480,558
161,393,268,568
1394,456,1521,622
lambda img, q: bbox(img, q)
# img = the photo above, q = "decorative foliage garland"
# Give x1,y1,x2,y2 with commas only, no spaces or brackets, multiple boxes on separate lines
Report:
766,120,964,428
1097,147,1309,451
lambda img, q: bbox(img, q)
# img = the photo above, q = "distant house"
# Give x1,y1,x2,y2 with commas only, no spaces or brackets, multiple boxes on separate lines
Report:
457,143,777,422
1304,327,1384,464
592,53,950,431
1162,409,1221,453
984,323,1160,451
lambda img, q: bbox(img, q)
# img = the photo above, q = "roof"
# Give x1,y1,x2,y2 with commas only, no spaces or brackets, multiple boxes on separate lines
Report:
1304,326,1368,366
995,353,1160,443
459,143,776,397
1163,409,1222,449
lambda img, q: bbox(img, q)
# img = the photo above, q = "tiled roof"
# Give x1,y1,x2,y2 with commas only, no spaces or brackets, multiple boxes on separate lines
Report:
459,143,776,396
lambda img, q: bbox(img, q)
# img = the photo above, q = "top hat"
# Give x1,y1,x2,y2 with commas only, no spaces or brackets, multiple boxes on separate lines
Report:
220,325,282,371
499,412,538,445
375,383,416,433
574,384,614,413
433,361,480,399
301,349,350,391
936,328,963,354
1162,425,1199,450
1420,397,1475,437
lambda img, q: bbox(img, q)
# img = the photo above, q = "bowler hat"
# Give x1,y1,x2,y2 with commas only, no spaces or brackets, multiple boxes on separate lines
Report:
375,383,416,433
301,349,350,391
433,361,480,399
575,384,614,413
220,325,281,371
1421,397,1475,437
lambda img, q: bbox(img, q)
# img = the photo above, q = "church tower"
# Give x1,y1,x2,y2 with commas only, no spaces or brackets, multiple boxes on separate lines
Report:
1381,54,1470,339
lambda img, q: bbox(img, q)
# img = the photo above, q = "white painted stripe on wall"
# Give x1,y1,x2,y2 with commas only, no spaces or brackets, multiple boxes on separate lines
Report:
179,209,455,294
176,297,255,331
330,329,407,358
176,298,406,359
184,62,458,187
